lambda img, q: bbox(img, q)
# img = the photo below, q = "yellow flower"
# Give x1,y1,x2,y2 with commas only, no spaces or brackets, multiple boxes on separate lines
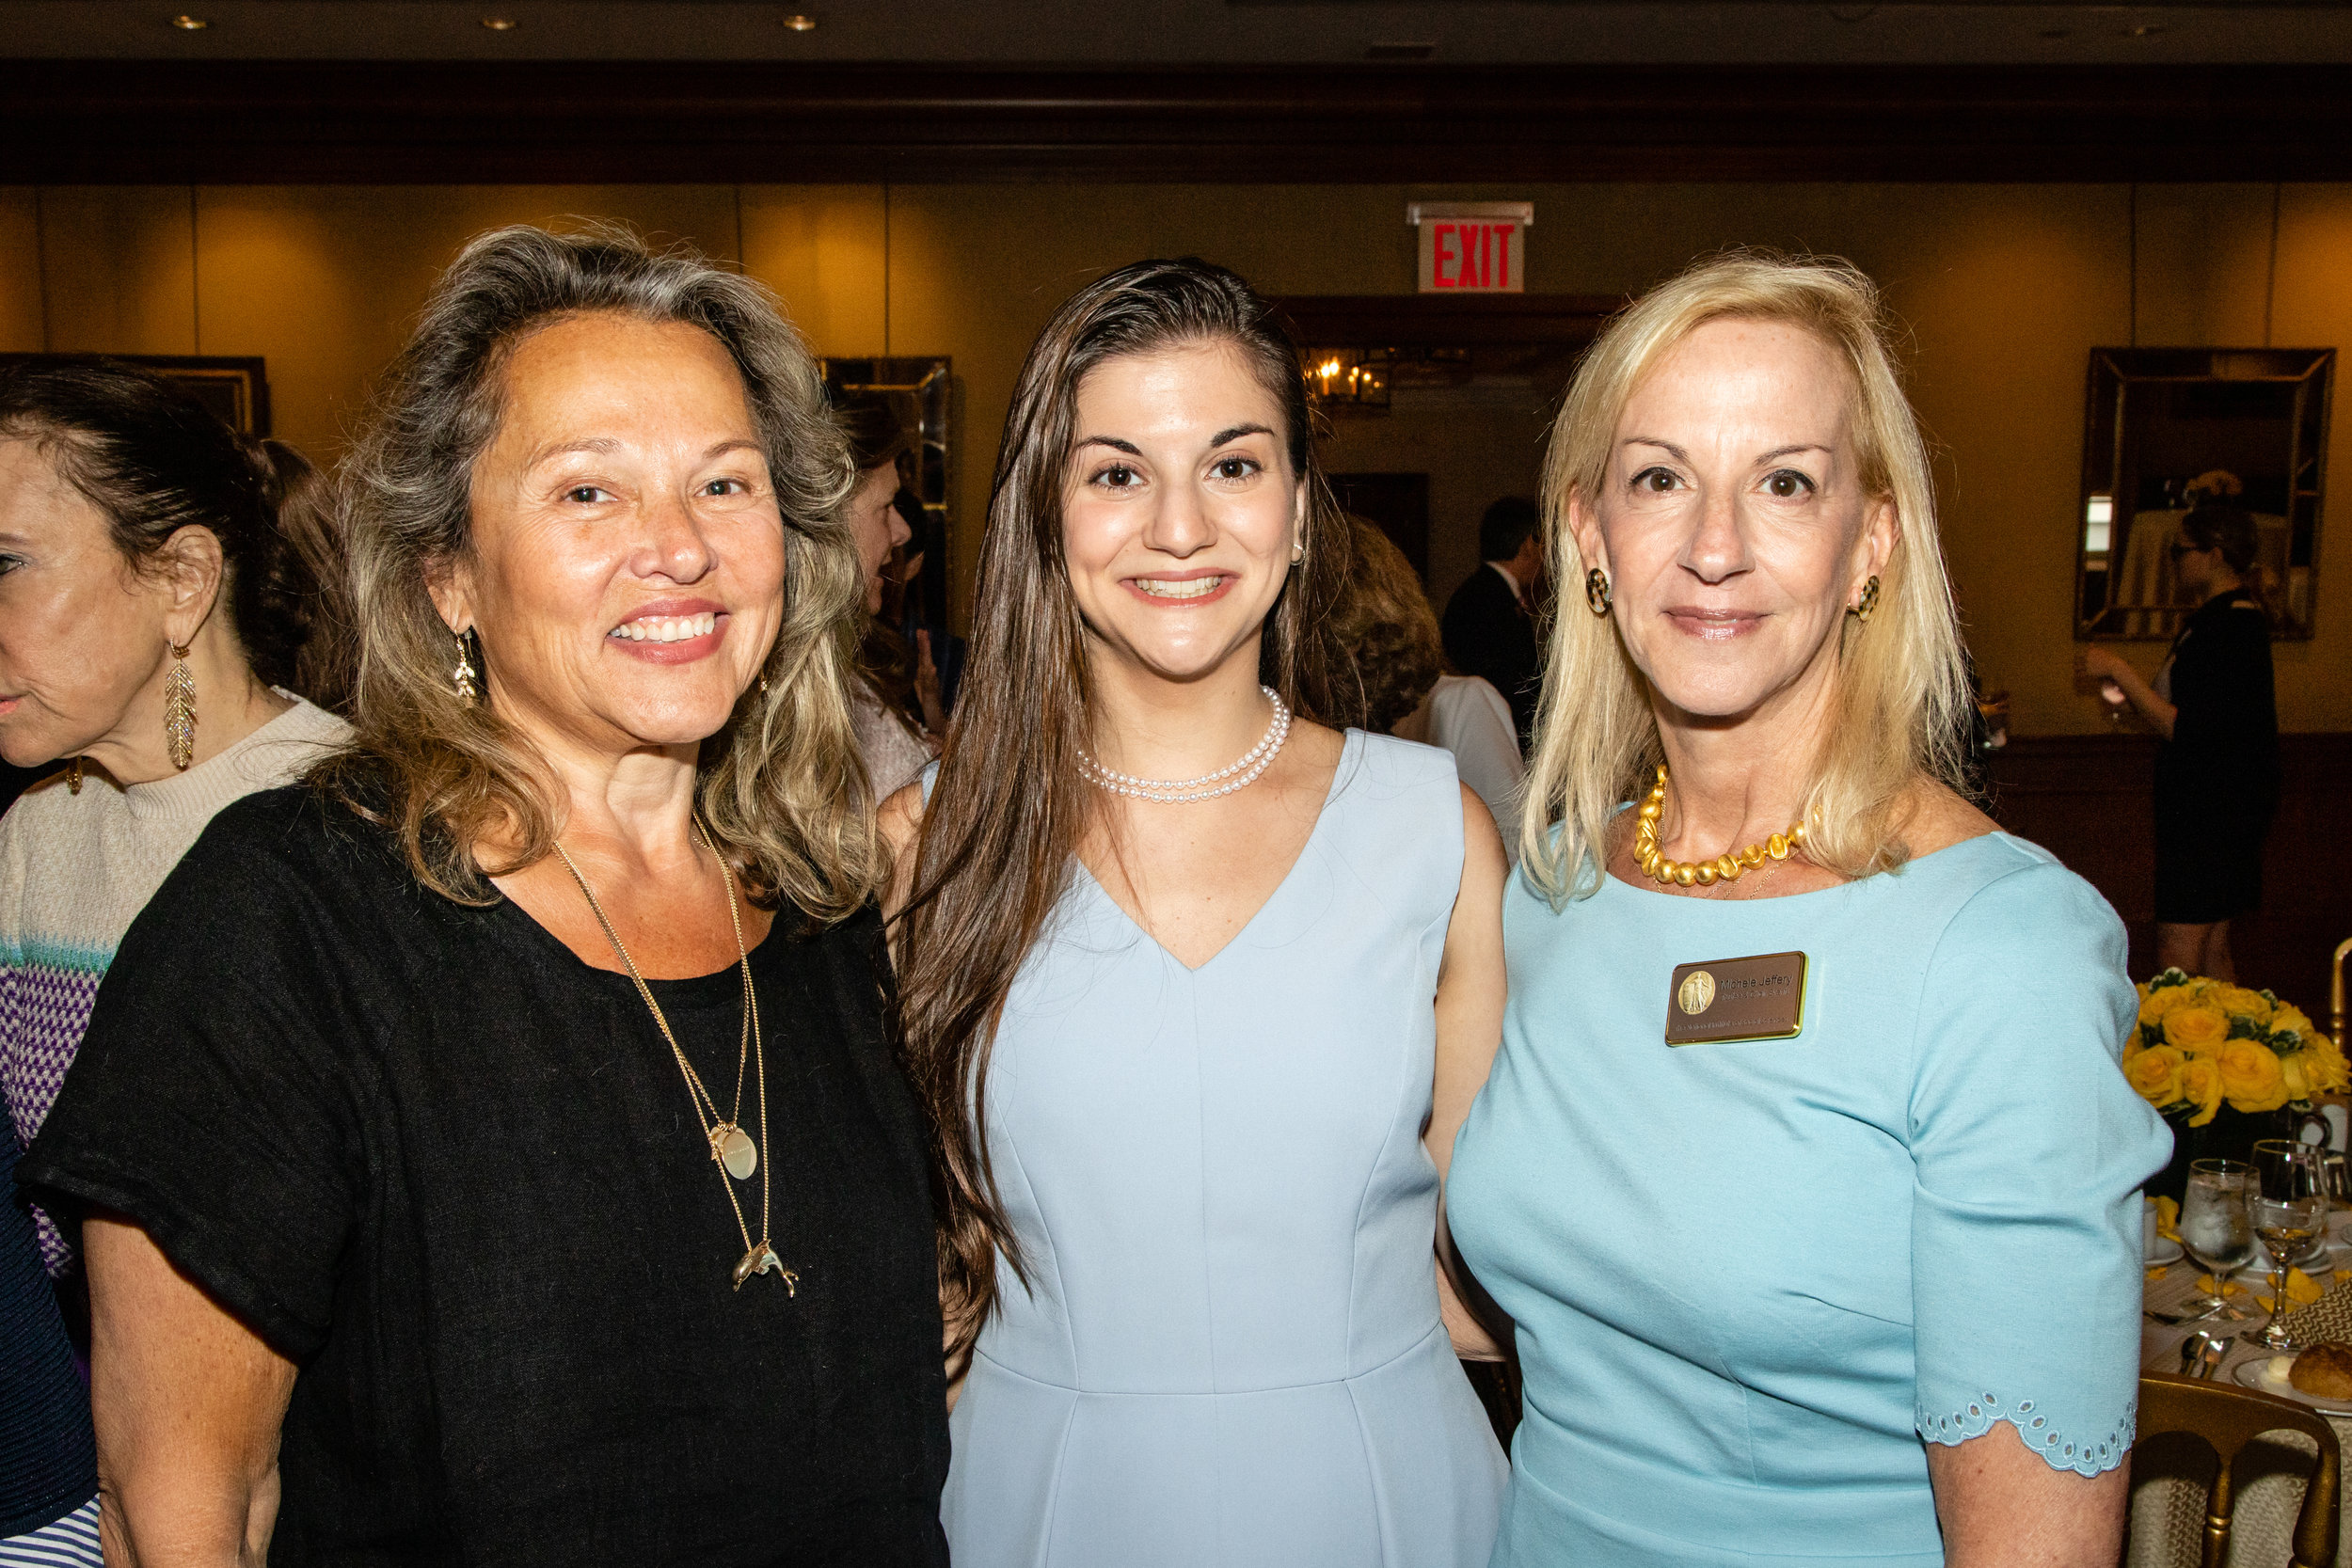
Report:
2123,1045,2186,1108
2179,1054,2227,1127
2153,1196,2181,1242
2164,1004,2232,1054
2139,986,2192,1030
2282,1053,2311,1101
2208,985,2274,1027
2197,1273,2249,1297
2273,1004,2319,1046
2220,1038,2290,1114
2302,1036,2352,1094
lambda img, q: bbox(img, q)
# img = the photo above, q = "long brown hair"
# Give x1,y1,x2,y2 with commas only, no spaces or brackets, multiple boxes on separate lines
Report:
897,258,1356,1343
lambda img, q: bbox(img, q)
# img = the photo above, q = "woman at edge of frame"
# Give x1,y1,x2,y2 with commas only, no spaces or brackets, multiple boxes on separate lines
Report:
1446,250,2170,1568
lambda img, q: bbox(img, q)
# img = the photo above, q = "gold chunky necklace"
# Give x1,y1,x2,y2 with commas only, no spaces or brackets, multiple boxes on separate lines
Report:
553,820,794,1294
1633,765,1807,888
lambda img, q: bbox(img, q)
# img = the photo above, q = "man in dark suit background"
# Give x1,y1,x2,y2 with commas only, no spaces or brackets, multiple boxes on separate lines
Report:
1441,496,1544,748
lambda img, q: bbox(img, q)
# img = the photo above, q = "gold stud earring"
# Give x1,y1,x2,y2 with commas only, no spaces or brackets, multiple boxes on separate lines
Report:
163,640,197,771
1584,567,1613,617
452,628,480,705
1852,575,1882,623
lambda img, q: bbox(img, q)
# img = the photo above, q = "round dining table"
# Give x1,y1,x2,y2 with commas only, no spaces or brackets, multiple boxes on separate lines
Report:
2134,1223,2352,1567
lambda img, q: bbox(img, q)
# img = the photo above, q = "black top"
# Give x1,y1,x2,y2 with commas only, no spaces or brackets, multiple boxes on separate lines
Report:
2155,587,2280,827
22,785,948,1566
1439,564,1539,745
1,1131,95,1539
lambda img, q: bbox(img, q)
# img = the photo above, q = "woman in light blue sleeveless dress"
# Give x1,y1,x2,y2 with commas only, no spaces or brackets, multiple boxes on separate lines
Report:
884,260,1508,1568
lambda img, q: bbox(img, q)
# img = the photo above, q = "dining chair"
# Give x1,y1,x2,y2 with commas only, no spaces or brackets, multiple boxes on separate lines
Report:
2137,1370,2341,1568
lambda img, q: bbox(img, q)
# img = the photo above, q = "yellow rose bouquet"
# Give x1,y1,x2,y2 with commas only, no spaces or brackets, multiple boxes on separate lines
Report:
2123,968,2347,1127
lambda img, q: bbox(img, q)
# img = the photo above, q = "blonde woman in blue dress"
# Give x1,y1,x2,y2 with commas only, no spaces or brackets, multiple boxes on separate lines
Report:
1446,254,2171,1566
882,259,1510,1566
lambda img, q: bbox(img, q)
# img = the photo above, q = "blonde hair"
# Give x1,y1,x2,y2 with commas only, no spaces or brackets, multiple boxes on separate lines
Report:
1519,250,1969,902
320,224,880,919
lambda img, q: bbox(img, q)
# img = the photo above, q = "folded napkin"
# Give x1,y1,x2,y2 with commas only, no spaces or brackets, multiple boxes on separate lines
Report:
2255,1268,2328,1312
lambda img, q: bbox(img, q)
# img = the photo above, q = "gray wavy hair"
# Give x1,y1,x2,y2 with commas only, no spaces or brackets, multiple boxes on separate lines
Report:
319,223,879,917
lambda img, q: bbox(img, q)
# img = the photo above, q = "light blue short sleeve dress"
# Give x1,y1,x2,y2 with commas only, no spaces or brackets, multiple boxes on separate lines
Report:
1447,832,2172,1566
938,731,1508,1568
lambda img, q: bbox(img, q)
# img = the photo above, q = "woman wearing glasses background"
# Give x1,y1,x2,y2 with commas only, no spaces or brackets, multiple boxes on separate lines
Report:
2082,503,2280,981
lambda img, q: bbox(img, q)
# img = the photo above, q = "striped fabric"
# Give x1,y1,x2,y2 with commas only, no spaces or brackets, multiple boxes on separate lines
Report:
0,1497,101,1568
0,698,347,1275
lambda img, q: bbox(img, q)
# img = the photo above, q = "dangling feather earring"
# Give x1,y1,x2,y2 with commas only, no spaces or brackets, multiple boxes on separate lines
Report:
163,640,197,771
453,628,480,705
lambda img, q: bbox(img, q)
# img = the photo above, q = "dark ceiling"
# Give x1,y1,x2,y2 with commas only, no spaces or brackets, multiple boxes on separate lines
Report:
0,0,2343,63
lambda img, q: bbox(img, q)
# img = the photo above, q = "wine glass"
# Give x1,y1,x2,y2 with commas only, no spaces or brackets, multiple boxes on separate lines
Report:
2253,1138,2328,1269
2244,1141,2328,1353
2178,1159,2254,1321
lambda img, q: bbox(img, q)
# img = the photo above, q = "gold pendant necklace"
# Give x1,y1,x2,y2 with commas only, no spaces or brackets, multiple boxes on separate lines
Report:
553,820,795,1295
1633,765,1807,888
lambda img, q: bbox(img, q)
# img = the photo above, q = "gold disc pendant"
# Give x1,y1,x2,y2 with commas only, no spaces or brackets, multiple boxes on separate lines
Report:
733,1242,796,1293
710,1123,758,1181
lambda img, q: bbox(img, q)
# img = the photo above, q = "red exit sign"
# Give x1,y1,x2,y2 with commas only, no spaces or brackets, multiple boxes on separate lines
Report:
1411,201,1532,294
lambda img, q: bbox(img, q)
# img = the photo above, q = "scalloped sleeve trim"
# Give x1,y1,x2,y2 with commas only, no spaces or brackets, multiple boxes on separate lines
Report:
1916,1391,2134,1478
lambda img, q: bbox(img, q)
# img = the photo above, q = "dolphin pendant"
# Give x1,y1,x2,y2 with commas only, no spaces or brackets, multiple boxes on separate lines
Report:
733,1243,796,1294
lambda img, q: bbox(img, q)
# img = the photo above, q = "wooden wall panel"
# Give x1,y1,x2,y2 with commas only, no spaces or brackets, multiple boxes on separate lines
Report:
1988,733,2352,1013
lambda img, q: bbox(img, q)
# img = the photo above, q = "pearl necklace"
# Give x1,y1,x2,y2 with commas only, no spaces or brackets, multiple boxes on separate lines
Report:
1633,764,1808,888
1079,687,1293,804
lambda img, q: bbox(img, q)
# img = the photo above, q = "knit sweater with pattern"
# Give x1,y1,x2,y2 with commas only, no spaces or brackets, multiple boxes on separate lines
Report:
1,697,349,1274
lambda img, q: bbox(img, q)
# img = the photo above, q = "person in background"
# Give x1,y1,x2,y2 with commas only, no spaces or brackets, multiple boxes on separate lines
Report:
888,257,1509,1567
0,357,350,1567
1333,516,1526,858
835,392,943,800
22,227,948,1565
2083,502,2279,980
1448,253,2169,1567
1441,494,1544,745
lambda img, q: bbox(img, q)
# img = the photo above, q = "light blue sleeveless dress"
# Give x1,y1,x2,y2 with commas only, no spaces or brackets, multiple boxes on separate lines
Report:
938,731,1508,1568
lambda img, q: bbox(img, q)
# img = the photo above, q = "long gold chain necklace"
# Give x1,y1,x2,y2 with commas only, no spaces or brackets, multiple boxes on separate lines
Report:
1633,764,1808,889
552,821,794,1294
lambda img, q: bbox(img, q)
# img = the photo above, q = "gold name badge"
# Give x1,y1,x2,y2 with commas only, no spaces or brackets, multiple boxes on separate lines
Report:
1664,951,1808,1046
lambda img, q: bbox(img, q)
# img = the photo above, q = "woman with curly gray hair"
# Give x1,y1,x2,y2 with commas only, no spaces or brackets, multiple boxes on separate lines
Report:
23,227,949,1566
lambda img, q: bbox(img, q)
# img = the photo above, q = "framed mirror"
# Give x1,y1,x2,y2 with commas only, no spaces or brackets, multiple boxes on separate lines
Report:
2075,347,2333,641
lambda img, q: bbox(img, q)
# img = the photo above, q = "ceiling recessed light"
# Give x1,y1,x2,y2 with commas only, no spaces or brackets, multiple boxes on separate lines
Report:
2122,22,2165,36
170,12,207,27
480,14,516,27
783,11,817,28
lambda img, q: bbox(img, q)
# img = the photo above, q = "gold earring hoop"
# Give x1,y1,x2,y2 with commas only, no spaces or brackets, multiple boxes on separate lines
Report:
1852,575,1882,623
1584,567,1613,617
452,628,480,705
163,639,197,771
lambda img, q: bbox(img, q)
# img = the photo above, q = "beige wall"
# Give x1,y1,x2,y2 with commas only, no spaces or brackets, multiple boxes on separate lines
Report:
3,180,2345,734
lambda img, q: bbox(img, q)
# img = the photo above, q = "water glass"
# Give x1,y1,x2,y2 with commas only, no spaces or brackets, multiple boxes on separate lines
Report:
2178,1159,2254,1321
